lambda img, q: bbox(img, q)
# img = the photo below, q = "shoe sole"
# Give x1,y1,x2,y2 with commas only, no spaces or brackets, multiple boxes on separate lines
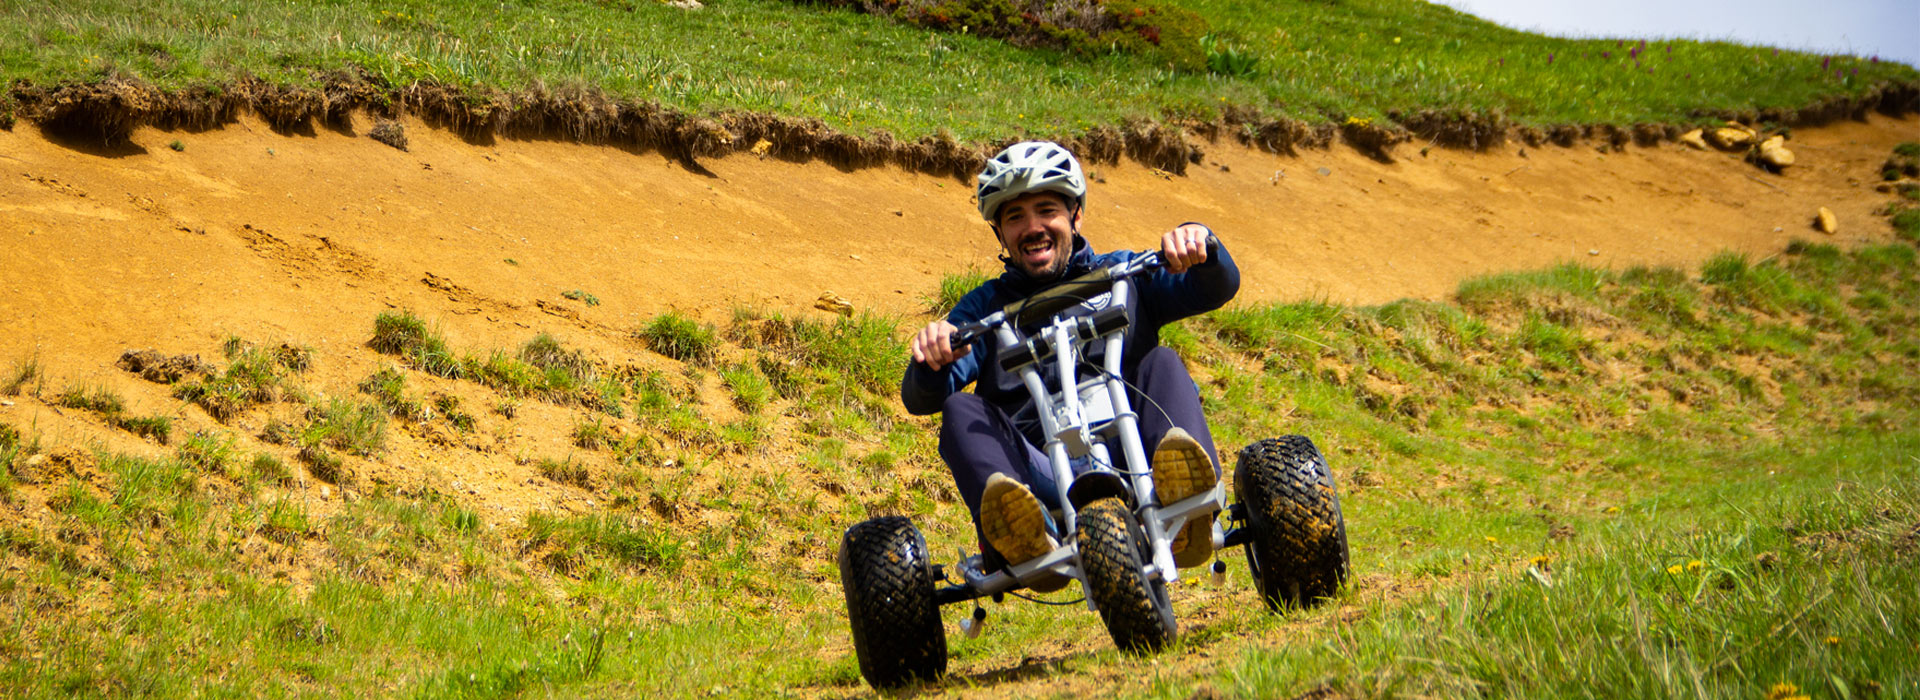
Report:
981,476,1053,566
1153,428,1218,568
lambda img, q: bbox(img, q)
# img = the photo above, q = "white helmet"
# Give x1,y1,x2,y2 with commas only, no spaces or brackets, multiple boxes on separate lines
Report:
975,141,1087,222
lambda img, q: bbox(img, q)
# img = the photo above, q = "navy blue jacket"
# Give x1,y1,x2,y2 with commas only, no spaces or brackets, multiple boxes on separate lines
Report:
901,228,1240,429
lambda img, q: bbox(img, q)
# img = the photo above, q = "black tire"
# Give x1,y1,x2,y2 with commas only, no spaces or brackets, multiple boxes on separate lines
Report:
1075,497,1177,652
838,516,946,688
1234,435,1350,611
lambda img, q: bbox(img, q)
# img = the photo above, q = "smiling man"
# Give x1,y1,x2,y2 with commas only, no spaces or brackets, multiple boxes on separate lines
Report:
902,141,1241,579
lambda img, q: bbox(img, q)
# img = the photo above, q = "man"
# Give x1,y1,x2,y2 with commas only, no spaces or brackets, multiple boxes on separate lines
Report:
902,141,1240,578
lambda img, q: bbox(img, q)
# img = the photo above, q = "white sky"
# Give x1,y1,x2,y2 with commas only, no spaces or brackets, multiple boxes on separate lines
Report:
1433,0,1920,68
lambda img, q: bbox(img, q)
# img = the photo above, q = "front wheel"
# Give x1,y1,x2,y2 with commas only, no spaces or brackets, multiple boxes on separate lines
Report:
1076,497,1177,652
1235,436,1350,611
839,516,946,688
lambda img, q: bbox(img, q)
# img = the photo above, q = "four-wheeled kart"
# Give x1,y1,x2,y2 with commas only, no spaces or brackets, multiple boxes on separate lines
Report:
838,243,1352,689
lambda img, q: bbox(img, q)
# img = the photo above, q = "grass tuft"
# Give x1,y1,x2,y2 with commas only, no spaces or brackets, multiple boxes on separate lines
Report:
926,267,992,316
640,312,718,366
537,457,592,489
2,355,40,396
369,311,461,378
525,512,684,573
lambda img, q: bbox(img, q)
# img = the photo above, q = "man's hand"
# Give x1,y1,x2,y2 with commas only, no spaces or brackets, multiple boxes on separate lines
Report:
910,320,971,371
1161,223,1211,274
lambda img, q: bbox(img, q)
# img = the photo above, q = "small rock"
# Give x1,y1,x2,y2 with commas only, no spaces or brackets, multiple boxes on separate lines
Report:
1706,127,1753,150
18,454,50,484
1588,249,1600,256
1758,135,1794,168
1316,167,1332,176
665,0,702,8
748,138,772,157
814,291,855,317
1878,183,1895,193
1815,206,1839,234
1678,128,1709,150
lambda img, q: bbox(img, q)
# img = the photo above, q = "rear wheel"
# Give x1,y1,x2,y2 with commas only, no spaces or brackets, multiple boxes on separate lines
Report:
839,516,946,688
1075,497,1176,652
1234,436,1350,611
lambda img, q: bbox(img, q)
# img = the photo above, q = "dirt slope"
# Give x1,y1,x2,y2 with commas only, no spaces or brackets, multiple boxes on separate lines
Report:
4,115,1912,370
1,113,1914,518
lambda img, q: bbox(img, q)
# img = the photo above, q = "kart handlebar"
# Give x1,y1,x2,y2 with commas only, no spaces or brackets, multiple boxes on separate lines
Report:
947,235,1216,347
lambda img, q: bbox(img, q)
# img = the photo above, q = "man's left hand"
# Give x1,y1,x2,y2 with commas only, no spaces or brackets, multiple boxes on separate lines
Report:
1161,223,1210,274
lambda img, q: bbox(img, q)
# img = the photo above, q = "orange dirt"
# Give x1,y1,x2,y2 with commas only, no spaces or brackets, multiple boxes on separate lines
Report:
1,111,1915,522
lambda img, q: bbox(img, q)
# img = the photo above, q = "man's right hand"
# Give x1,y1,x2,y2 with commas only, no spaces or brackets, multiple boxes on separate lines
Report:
910,320,971,371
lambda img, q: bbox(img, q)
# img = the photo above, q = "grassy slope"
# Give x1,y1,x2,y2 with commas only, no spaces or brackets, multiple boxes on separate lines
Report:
4,0,1915,142
1,239,1915,697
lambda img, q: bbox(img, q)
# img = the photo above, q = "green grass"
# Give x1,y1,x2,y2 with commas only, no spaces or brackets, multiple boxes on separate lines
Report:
537,456,593,489
927,267,993,315
719,362,774,414
2,243,1916,696
2,355,40,397
640,312,718,366
1228,448,1918,699
4,0,1913,148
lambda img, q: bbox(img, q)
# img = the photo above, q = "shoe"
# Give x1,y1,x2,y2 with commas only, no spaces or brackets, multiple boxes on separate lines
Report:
980,473,1057,567
1153,427,1218,568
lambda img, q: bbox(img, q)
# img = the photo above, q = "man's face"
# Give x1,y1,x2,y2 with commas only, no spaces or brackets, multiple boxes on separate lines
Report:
995,191,1079,279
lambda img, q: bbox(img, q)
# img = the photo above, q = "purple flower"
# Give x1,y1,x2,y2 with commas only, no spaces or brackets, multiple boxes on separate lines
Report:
1872,56,1879,63
1548,52,1555,64
1686,72,1692,79
1774,48,1780,57
1823,56,1831,70
1665,45,1672,54
1631,47,1640,58
1499,58,1505,66
1602,51,1611,59
1851,67,1859,76
1616,40,1623,48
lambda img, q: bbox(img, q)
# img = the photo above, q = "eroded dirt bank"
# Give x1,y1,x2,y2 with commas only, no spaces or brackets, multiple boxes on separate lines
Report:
3,112,1913,373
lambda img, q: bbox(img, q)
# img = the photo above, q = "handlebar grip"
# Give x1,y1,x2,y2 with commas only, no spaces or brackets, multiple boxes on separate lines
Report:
949,320,990,347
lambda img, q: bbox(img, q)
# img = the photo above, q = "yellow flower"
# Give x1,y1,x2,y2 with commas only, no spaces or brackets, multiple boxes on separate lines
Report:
1604,506,1621,514
1686,560,1704,572
1767,682,1800,700
1483,535,1498,544
1529,555,1551,568
1666,564,1684,575
1392,36,1401,44
1825,636,1841,646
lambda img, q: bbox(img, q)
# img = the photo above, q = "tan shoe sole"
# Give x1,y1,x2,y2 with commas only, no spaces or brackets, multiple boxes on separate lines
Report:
980,473,1055,566
1153,427,1218,568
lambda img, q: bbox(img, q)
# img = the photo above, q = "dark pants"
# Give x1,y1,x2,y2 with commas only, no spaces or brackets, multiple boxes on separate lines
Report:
938,346,1220,534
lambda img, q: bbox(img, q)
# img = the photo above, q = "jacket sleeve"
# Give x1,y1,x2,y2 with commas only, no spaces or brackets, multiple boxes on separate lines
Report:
900,284,992,416
1140,223,1241,329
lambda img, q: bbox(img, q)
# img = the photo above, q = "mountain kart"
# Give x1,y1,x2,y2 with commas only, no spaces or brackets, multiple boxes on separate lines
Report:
839,243,1350,689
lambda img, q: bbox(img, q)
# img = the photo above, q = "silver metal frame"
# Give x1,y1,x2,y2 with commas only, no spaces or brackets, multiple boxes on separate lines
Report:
950,254,1226,611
